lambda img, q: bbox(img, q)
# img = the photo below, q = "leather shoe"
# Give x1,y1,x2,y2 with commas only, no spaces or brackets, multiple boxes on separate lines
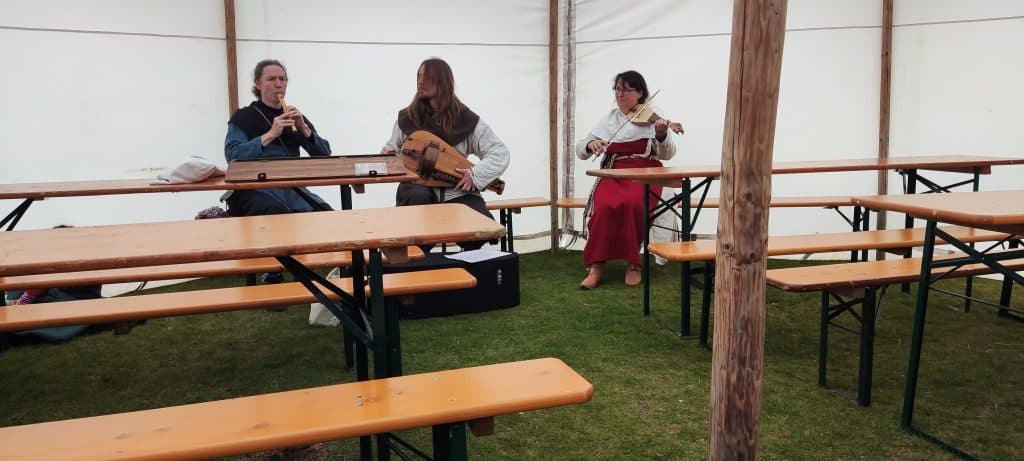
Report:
580,263,604,290
625,264,642,286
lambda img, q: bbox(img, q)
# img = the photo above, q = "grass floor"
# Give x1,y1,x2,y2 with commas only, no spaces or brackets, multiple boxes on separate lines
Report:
2,251,1022,460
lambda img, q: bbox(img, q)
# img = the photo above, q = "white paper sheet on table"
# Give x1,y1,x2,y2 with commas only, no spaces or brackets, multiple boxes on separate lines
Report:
445,249,510,263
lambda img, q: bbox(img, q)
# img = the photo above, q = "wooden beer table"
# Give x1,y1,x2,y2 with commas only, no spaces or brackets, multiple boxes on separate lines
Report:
853,190,1024,459
0,163,418,231
588,154,1024,335
0,203,505,381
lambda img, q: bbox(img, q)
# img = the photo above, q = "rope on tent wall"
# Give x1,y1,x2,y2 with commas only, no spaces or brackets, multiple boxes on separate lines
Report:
560,0,577,246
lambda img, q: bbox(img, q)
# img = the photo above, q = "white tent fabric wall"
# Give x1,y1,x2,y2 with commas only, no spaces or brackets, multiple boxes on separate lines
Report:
233,0,552,216
0,1,1021,249
0,0,554,237
566,1,1023,240
0,0,228,230
888,2,1024,222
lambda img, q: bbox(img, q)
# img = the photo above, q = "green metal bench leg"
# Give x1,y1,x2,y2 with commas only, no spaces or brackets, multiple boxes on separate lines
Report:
850,206,862,262
432,425,449,460
432,423,468,461
998,240,1018,318
498,209,516,253
699,262,713,349
680,261,691,334
498,210,509,252
860,207,871,261
998,277,1015,318
376,433,391,461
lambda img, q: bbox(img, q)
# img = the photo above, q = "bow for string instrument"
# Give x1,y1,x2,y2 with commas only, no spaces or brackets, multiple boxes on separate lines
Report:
593,89,684,161
399,130,506,194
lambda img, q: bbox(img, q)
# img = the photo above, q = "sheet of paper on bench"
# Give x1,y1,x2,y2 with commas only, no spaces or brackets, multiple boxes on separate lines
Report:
446,249,509,263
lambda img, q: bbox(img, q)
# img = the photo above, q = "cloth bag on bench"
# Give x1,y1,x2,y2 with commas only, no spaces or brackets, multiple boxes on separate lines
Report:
308,268,341,326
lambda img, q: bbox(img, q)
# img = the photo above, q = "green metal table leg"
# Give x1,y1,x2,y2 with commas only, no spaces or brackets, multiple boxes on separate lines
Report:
506,209,515,253
678,179,693,335
368,250,387,379
643,183,651,317
699,262,713,348
900,169,918,294
340,185,353,210
858,287,877,406
818,291,829,388
386,300,402,377
902,220,937,428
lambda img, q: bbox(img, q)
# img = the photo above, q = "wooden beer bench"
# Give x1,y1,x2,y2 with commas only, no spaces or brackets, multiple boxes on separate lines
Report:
556,195,853,210
485,196,550,252
764,251,1024,407
555,195,862,252
0,205,511,459
0,266,475,375
0,268,475,334
0,358,594,461
692,195,865,233
648,225,1015,347
0,247,424,293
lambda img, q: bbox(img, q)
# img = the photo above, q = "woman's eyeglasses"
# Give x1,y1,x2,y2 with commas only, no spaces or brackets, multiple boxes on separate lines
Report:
613,87,638,95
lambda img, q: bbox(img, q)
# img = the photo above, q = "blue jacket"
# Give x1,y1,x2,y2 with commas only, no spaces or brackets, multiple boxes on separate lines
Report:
223,123,333,213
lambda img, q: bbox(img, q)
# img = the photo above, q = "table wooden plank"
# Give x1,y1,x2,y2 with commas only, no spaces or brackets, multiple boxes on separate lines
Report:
854,190,1024,234
0,174,418,200
0,204,505,277
225,155,408,183
0,247,425,291
587,154,1024,181
648,225,1013,262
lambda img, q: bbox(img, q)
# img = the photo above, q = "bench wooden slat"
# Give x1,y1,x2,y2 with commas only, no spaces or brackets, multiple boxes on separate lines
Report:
555,198,587,209
766,253,1024,292
0,247,425,291
557,195,854,210
0,358,594,461
690,195,853,208
486,196,550,211
0,268,474,332
649,225,1013,262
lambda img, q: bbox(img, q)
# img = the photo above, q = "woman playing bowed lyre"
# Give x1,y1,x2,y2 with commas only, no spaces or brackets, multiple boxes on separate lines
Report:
576,70,681,290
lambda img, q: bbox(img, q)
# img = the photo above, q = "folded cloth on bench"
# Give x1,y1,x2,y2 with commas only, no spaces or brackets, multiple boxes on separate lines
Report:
4,286,101,342
151,156,225,184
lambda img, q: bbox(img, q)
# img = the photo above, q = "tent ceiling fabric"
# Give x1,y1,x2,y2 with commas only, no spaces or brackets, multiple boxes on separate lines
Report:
0,1,1020,242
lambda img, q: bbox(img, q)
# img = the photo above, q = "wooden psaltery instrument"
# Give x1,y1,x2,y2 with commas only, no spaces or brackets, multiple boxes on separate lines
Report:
400,130,506,194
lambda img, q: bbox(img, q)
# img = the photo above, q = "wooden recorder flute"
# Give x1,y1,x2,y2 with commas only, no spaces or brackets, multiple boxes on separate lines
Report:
276,93,298,133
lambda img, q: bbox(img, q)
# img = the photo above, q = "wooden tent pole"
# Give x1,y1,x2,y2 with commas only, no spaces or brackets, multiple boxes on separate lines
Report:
549,0,560,254
224,0,238,116
708,1,787,459
876,0,893,244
